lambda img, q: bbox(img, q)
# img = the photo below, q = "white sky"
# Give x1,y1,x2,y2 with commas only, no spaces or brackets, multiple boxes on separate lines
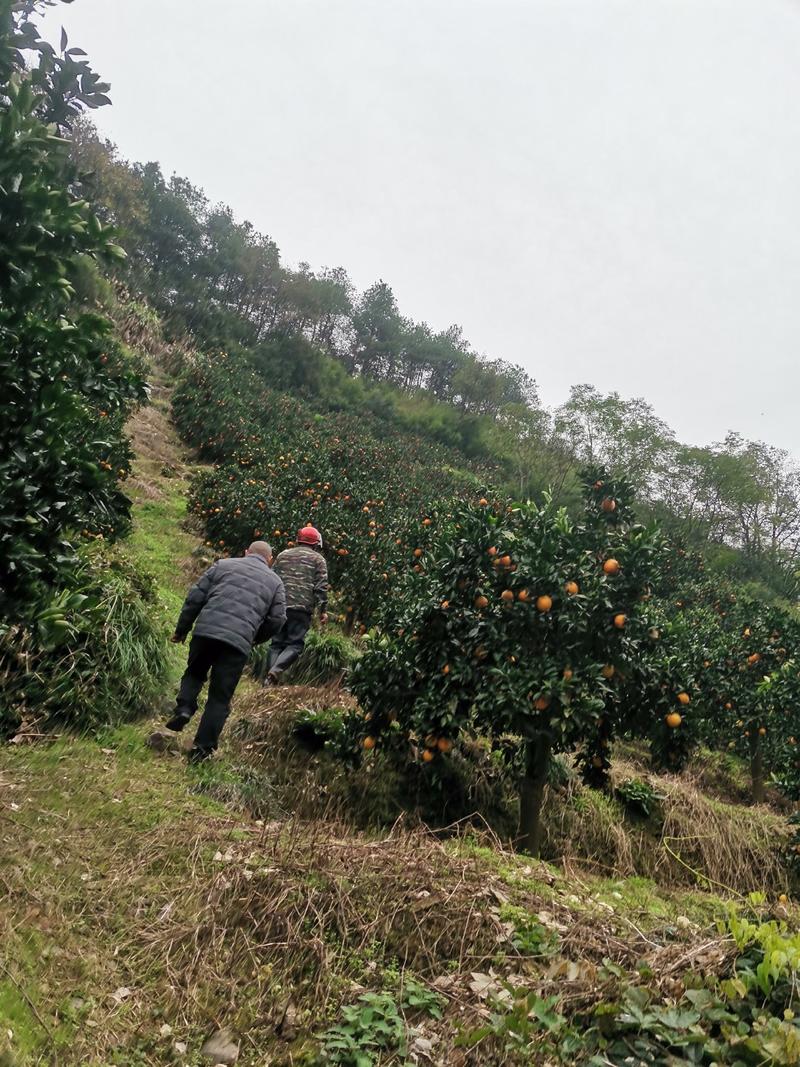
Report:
43,0,800,458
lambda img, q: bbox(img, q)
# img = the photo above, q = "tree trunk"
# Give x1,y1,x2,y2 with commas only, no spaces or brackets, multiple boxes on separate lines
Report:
750,731,765,804
517,734,552,857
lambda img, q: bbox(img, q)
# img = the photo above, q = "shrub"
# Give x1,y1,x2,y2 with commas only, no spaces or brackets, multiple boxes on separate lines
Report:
0,544,169,736
252,627,358,686
0,5,145,609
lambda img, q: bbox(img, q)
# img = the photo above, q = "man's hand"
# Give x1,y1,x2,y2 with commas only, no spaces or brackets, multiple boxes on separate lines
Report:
320,613,329,626
170,633,186,644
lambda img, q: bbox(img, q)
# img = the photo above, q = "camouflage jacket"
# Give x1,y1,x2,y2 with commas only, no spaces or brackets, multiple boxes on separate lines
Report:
273,545,328,615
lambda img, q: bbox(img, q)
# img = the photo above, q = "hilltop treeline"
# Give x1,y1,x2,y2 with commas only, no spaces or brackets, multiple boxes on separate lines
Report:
70,124,800,601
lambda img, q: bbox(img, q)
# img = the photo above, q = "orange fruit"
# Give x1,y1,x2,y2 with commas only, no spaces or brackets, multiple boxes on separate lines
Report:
474,595,489,610
487,546,498,557
442,664,450,675
564,581,579,596
613,613,627,629
363,736,376,750
779,894,789,904
603,559,620,576
536,595,553,613
440,600,449,609
517,589,530,602
436,738,452,753
677,692,690,705
601,664,615,679
500,589,514,603
413,548,423,558
422,748,435,763
758,726,767,736
665,712,682,728
563,668,573,682
479,497,488,506
534,695,551,711
747,653,761,665
422,518,432,526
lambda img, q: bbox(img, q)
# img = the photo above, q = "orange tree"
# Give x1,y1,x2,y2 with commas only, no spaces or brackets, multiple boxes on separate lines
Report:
760,656,800,800
348,471,667,855
640,568,800,801
0,6,143,611
704,596,800,802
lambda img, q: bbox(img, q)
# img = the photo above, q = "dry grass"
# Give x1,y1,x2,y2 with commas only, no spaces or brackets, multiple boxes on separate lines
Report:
135,816,740,1048
225,687,791,898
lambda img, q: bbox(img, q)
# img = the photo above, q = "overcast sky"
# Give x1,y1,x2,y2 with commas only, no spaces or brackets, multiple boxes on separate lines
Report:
44,0,800,458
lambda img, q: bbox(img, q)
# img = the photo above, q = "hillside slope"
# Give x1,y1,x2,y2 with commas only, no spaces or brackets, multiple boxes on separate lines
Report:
2,382,799,1066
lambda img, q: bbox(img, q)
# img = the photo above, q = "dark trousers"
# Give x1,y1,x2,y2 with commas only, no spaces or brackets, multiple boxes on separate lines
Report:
267,609,311,677
175,635,247,752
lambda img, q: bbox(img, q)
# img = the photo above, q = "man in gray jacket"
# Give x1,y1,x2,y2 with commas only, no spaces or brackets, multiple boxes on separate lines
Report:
166,541,286,762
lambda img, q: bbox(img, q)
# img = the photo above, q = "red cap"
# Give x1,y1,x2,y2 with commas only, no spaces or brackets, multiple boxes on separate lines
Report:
297,524,323,548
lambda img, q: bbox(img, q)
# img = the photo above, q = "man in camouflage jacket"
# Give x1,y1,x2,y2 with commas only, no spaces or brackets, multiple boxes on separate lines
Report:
263,525,328,685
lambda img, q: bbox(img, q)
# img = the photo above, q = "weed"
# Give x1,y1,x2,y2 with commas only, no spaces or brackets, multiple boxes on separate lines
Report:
615,777,664,818
498,905,560,957
316,978,443,1066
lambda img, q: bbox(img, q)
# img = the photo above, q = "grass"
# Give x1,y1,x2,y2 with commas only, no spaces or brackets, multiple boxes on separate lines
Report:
126,476,197,686
127,478,192,616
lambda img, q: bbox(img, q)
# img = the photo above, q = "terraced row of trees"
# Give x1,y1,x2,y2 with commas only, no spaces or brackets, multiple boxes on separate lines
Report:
172,351,494,627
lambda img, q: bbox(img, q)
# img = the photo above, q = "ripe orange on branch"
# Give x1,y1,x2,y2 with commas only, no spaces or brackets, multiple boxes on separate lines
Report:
564,581,579,596
536,595,553,613
665,713,682,728
613,613,627,629
603,559,621,576
677,692,691,705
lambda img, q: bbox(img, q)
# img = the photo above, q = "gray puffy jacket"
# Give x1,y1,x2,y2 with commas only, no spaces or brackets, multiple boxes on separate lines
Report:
175,556,287,656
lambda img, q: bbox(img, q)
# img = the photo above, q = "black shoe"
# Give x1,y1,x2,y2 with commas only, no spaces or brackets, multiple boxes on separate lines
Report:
262,672,279,689
187,746,212,765
165,709,192,732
